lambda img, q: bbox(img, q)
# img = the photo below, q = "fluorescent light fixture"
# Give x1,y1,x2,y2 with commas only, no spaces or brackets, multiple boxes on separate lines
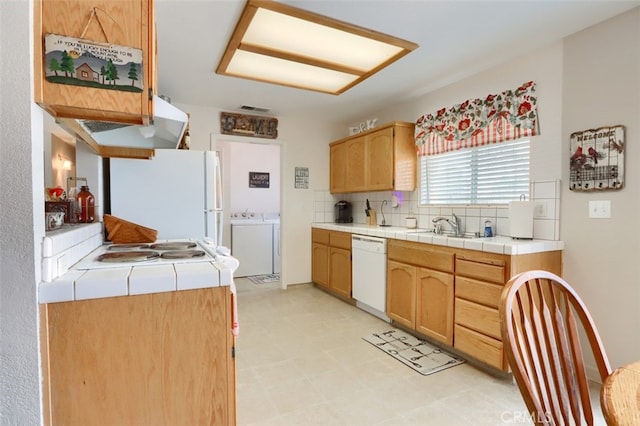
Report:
217,0,419,95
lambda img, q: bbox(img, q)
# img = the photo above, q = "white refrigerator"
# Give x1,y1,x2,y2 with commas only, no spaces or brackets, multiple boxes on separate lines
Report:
109,150,224,245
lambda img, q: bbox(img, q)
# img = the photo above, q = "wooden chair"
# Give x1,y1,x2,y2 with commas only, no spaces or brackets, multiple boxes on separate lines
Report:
500,270,611,425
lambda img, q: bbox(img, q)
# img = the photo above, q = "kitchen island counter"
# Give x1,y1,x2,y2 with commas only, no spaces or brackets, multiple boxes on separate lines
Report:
39,245,235,304
312,222,564,255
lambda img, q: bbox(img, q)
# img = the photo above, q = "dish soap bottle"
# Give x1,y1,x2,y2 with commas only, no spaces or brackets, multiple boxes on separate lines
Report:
76,185,95,223
484,219,493,238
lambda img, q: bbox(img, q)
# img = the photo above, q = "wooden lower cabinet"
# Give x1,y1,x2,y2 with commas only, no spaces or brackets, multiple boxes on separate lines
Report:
329,247,351,298
453,250,562,371
416,268,454,345
387,240,455,345
312,242,329,288
315,229,563,372
40,287,236,426
386,260,416,328
311,228,352,298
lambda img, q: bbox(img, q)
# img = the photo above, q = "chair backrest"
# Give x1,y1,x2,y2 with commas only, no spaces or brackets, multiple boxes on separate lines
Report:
500,270,611,425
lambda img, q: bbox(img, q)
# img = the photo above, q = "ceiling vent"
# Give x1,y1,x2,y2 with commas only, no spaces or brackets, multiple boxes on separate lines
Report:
239,105,271,113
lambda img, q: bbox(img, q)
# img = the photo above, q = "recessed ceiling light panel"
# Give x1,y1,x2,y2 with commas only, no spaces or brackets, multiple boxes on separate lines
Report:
216,0,418,95
227,50,359,93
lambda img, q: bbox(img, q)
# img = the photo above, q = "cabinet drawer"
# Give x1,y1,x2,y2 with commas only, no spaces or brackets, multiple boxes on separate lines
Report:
456,257,506,284
455,298,501,340
329,231,352,249
454,325,506,371
312,228,330,244
388,240,454,273
455,276,503,309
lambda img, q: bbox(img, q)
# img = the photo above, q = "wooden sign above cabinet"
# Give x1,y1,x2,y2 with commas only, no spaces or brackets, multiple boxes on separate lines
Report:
220,112,278,139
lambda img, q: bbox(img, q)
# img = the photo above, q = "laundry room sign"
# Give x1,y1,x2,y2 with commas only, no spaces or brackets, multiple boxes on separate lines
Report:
249,172,270,188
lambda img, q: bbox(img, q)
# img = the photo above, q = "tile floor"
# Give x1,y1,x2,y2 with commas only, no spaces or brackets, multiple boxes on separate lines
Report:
234,278,605,425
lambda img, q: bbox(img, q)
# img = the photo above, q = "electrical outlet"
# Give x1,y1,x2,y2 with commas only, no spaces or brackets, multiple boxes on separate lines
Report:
534,202,547,218
589,200,611,218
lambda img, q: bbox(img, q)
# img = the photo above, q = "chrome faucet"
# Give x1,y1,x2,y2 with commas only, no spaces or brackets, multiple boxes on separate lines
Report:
380,200,390,227
432,213,462,237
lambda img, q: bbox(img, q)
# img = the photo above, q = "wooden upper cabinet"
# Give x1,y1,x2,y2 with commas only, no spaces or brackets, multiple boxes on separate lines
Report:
366,127,394,190
329,121,416,194
34,0,155,124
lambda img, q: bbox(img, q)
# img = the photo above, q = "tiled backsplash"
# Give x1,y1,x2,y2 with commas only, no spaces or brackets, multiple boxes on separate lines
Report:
314,180,561,240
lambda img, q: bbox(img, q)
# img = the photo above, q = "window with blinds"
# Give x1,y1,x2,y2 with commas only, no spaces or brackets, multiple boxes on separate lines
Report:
420,139,530,205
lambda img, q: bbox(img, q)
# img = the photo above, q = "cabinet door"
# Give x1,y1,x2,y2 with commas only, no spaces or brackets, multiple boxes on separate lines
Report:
345,137,366,191
366,127,394,190
312,243,329,288
416,268,454,345
386,260,416,328
330,137,365,193
329,247,351,298
42,287,234,425
330,143,348,193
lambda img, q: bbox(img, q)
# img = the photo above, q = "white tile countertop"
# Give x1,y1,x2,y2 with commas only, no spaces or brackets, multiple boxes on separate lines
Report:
39,256,235,304
313,223,564,255
39,224,235,304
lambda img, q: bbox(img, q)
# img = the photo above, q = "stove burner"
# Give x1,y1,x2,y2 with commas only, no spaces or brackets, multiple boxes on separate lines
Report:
107,243,151,251
97,250,160,263
160,249,206,259
150,242,197,250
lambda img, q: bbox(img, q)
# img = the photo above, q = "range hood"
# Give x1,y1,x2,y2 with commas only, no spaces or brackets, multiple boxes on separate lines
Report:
57,96,188,159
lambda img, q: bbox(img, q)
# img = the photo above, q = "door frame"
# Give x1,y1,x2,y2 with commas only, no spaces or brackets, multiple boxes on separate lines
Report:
210,133,286,289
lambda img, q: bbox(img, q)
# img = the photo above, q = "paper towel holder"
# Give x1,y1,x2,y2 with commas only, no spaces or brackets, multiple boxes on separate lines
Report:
509,194,534,240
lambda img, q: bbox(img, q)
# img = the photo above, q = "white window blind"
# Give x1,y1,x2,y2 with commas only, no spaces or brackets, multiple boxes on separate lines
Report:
420,139,530,205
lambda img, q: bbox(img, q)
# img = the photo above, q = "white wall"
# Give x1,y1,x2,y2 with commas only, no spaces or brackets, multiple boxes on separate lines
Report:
0,0,44,423
225,141,280,214
175,102,344,286
561,8,640,371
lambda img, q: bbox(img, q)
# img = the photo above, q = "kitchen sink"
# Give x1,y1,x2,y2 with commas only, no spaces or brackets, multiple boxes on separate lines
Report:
440,233,483,239
404,229,431,234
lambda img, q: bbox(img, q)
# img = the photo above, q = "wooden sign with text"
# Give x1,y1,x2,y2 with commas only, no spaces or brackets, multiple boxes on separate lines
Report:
220,112,278,139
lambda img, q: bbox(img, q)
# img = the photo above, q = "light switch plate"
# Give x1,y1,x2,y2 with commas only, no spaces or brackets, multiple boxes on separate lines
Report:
589,200,611,218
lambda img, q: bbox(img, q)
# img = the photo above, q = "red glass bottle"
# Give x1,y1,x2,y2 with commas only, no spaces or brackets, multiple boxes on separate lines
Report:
75,185,95,223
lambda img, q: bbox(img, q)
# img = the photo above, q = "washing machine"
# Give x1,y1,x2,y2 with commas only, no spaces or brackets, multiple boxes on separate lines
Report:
231,219,273,277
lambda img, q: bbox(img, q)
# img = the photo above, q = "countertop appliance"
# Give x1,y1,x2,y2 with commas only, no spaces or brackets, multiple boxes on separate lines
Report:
110,150,225,251
335,200,353,223
352,234,389,322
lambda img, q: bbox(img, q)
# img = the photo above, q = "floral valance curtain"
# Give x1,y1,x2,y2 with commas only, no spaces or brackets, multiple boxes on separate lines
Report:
415,81,540,156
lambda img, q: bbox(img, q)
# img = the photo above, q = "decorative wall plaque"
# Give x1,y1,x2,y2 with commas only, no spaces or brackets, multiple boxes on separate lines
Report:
569,125,625,191
221,112,278,139
249,172,270,188
44,34,143,93
294,167,309,189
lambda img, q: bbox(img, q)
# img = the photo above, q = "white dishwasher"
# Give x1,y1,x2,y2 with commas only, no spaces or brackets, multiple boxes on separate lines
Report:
352,234,390,322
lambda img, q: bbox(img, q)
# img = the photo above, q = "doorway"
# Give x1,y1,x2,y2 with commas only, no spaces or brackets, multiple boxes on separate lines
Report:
211,134,283,288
